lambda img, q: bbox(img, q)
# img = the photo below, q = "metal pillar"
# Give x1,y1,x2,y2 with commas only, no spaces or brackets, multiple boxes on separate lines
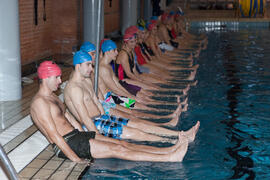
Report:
137,0,141,19
0,0,21,101
83,0,104,94
121,0,138,35
144,0,153,22
0,144,19,180
83,0,104,47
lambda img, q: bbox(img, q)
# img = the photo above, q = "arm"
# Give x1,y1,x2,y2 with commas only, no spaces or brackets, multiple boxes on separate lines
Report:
101,67,135,99
69,86,99,133
65,111,83,131
117,52,143,82
92,92,105,114
32,99,83,162
159,26,172,45
149,38,162,58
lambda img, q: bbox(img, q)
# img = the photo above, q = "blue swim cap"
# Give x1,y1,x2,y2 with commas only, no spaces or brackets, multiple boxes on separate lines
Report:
138,26,145,31
169,11,175,16
80,41,96,52
150,16,158,20
73,50,92,66
101,40,117,53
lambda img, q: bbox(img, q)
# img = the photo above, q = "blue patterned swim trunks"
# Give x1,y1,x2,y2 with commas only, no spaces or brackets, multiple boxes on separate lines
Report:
93,114,129,139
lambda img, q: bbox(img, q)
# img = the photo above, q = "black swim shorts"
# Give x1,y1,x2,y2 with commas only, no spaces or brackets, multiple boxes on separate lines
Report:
170,40,179,48
52,129,96,160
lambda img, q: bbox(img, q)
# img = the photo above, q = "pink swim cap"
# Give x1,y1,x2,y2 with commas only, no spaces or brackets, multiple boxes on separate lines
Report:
150,20,157,24
161,13,169,22
147,23,156,31
125,26,139,35
37,61,62,79
123,32,136,42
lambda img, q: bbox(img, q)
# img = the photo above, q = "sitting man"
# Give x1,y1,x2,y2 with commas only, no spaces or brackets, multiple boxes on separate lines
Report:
30,61,189,163
64,50,200,142
82,40,187,122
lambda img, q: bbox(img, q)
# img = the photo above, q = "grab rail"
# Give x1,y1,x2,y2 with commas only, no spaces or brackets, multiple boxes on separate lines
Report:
0,144,19,180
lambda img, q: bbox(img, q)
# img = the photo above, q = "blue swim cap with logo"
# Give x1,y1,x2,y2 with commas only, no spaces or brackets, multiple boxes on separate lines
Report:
80,41,96,52
101,40,117,53
73,50,92,66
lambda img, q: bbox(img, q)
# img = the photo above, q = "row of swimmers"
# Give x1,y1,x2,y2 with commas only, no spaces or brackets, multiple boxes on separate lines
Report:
30,11,208,164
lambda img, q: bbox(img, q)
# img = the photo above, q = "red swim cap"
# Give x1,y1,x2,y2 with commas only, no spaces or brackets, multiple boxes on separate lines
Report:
147,23,156,31
37,61,61,79
123,32,136,42
161,13,169,22
125,26,138,35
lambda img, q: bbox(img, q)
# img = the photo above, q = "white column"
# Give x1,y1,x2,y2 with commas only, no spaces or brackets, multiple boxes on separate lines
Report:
0,0,22,101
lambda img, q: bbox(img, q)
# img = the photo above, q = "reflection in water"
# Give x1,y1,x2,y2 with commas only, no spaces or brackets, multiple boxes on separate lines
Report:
222,38,255,179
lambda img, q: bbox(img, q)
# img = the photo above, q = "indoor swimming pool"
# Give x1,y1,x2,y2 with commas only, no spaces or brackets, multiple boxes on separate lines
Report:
81,28,270,179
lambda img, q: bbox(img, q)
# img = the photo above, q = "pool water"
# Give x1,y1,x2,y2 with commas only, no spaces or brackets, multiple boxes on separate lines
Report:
82,29,270,179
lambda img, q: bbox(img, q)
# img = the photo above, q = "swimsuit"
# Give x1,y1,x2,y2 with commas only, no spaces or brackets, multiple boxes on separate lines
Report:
112,50,142,96
167,28,179,48
139,42,155,57
134,45,147,65
52,129,96,160
92,114,129,139
100,100,116,115
104,91,135,109
134,50,150,73
119,80,141,96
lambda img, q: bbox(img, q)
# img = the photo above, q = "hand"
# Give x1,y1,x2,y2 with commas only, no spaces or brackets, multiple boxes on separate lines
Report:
77,158,92,166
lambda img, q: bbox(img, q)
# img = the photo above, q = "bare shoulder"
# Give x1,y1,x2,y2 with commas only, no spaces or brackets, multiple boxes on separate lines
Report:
118,50,128,59
99,65,110,75
31,95,49,111
65,81,83,94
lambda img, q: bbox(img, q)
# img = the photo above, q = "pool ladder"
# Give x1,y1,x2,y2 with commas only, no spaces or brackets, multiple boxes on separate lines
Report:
0,144,19,180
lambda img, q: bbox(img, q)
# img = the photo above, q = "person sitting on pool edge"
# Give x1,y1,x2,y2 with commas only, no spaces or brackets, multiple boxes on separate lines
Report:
64,50,200,142
30,61,190,164
82,40,188,122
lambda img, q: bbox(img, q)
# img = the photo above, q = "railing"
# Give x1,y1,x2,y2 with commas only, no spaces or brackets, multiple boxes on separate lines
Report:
0,144,19,180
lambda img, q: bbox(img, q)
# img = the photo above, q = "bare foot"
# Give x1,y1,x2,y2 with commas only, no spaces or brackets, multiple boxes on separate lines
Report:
191,64,199,70
168,137,188,162
190,80,198,86
187,70,196,81
183,85,190,95
163,104,182,126
177,95,181,104
169,132,189,153
182,121,200,143
181,97,188,105
182,104,188,112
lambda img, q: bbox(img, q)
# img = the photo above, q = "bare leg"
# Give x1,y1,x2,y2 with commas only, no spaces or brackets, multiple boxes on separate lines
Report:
121,126,173,143
95,132,188,154
90,137,188,162
181,121,200,142
126,120,200,142
111,97,184,124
